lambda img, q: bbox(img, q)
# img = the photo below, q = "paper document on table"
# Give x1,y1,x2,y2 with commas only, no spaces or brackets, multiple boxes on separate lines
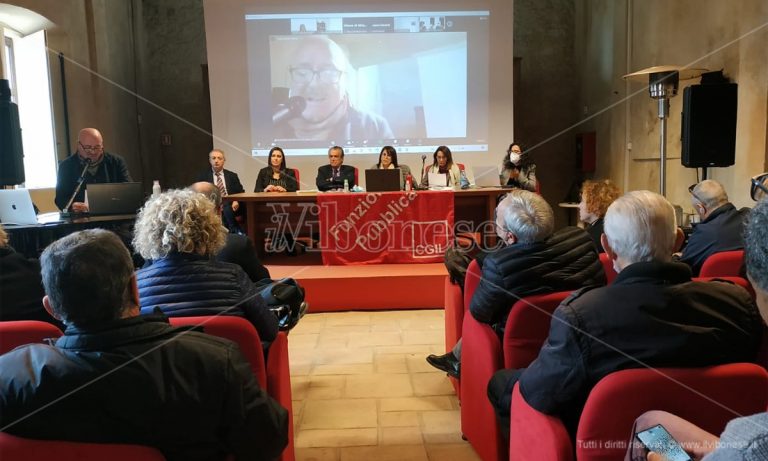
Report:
428,173,448,187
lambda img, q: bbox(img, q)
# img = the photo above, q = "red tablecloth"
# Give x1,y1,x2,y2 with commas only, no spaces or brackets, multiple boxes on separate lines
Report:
318,190,455,265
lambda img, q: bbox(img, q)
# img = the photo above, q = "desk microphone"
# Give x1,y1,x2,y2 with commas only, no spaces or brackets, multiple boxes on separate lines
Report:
272,96,306,125
417,154,427,189
61,159,91,217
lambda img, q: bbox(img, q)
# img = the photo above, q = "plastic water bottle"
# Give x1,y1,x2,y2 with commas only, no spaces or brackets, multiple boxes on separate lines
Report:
152,180,161,197
405,174,413,191
343,179,349,192
459,168,470,189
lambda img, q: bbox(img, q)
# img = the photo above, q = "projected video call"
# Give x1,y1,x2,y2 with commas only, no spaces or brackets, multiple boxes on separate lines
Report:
245,11,489,156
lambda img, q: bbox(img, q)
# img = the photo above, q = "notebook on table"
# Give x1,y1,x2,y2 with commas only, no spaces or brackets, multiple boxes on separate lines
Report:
472,165,500,187
366,168,402,192
0,189,38,225
86,182,145,215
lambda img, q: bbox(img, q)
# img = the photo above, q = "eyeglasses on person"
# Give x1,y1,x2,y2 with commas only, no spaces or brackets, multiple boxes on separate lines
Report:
289,67,343,84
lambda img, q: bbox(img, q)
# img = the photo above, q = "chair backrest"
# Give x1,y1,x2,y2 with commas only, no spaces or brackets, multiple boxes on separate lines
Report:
168,316,267,388
463,259,482,311
576,363,768,461
291,168,300,190
457,162,466,171
0,432,166,461
0,321,63,355
353,167,359,186
598,252,617,284
699,250,744,277
503,291,571,369
510,383,573,461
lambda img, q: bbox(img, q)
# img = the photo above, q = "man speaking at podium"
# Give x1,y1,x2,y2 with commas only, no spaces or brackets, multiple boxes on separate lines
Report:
54,127,132,212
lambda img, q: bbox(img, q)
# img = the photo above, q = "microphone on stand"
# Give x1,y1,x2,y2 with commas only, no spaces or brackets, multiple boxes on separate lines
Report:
272,96,306,125
417,154,428,189
61,159,91,218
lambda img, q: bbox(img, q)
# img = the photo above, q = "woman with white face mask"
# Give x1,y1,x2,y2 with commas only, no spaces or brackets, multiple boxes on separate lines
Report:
499,142,538,192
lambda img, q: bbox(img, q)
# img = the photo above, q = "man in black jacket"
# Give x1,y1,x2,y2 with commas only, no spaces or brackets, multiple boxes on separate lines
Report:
679,179,748,275
316,146,356,191
488,190,762,436
0,229,288,461
54,128,132,212
427,190,605,378
195,148,245,233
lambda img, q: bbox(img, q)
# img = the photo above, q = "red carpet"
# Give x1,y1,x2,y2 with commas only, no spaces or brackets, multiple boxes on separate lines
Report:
266,254,447,312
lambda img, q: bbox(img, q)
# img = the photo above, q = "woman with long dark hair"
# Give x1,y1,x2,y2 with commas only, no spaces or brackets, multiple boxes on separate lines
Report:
254,147,298,192
422,145,461,187
371,146,412,190
500,142,537,191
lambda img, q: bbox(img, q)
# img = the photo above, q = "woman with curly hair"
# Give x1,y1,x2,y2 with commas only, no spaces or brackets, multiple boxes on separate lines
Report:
578,179,621,252
133,189,278,343
500,142,538,191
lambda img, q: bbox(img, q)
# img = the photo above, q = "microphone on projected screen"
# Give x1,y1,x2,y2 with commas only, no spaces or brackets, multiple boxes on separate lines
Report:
272,96,306,125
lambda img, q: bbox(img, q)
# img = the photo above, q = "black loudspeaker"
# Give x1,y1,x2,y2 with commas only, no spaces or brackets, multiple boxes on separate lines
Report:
0,79,25,186
681,83,737,168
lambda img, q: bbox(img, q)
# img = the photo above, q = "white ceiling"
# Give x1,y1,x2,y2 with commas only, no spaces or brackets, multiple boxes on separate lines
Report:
0,3,54,36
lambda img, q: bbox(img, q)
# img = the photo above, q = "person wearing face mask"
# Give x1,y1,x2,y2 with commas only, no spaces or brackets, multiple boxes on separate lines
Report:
500,142,537,192
54,128,133,212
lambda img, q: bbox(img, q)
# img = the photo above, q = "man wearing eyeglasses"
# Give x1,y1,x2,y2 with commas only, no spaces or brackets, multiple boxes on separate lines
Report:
678,180,749,276
54,128,132,212
275,35,393,141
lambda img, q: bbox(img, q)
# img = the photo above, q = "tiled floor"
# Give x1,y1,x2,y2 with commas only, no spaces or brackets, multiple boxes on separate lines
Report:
288,310,481,461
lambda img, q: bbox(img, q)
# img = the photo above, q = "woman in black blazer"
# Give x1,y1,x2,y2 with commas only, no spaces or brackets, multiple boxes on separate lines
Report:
254,147,298,192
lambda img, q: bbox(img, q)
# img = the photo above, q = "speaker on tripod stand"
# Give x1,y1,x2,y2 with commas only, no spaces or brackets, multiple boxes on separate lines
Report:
681,81,737,169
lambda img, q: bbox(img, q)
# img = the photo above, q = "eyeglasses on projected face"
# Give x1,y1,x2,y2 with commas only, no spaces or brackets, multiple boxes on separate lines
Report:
751,173,768,201
289,67,343,84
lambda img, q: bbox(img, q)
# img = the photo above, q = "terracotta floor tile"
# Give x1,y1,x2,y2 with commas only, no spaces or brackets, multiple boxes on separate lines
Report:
379,411,420,428
344,373,413,398
379,426,424,445
406,354,441,373
312,363,375,376
289,333,320,349
313,346,373,366
374,354,408,374
425,443,481,461
295,447,340,461
411,372,455,396
347,331,402,347
339,445,429,461
420,410,465,443
402,330,444,345
325,312,372,326
301,398,377,430
296,428,377,448
379,396,454,412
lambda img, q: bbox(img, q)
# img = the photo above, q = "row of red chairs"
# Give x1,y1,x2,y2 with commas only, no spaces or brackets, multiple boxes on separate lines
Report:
0,317,295,461
443,250,755,461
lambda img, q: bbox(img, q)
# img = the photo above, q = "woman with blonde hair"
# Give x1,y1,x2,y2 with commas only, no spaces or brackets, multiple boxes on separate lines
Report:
578,179,621,252
133,189,278,343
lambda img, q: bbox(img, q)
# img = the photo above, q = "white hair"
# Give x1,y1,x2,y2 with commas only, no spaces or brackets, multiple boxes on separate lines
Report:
692,179,728,209
497,190,554,244
604,190,677,264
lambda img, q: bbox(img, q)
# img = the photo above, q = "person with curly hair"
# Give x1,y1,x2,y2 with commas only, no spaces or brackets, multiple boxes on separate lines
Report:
579,179,621,252
500,142,537,191
133,189,278,343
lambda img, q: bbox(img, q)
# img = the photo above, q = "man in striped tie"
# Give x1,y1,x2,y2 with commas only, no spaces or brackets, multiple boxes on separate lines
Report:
195,149,245,233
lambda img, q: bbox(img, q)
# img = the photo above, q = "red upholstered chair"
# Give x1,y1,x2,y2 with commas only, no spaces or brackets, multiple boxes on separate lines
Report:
510,363,768,461
444,276,463,395
0,321,63,355
353,167,359,186
461,291,570,461
464,259,482,312
0,432,166,461
699,250,744,277
291,168,300,191
598,252,617,284
168,316,295,461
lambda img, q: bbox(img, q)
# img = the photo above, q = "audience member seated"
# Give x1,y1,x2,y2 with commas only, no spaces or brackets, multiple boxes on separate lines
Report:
134,189,278,343
578,179,621,252
488,190,763,437
679,179,749,275
54,127,132,212
190,182,271,281
370,145,412,190
0,224,61,328
750,172,768,201
316,146,356,191
254,146,298,192
195,148,245,233
0,229,288,461
625,197,768,461
426,190,605,378
421,145,461,187
499,142,537,191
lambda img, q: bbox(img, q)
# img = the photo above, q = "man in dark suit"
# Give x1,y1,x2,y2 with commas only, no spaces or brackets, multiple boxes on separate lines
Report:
195,149,244,233
190,182,271,282
316,146,356,191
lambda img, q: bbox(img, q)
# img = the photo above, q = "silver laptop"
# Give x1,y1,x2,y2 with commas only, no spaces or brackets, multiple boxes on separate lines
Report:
472,165,500,187
86,182,145,215
0,189,39,225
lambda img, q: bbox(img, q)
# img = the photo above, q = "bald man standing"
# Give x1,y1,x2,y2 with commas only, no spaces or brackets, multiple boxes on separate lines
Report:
54,128,133,212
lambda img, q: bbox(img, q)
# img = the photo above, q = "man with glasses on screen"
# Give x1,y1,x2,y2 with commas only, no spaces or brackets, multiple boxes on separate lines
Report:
276,35,393,141
677,179,749,276
54,127,132,212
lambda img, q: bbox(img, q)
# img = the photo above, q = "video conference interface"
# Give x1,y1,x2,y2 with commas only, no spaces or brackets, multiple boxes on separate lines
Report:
245,10,490,156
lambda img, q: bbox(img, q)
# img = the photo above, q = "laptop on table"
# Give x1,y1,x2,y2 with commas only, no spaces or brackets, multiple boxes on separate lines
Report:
472,165,501,188
86,182,145,215
366,169,402,192
0,189,39,225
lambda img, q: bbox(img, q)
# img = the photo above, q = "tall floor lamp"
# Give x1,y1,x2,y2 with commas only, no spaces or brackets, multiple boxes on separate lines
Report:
623,66,706,196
